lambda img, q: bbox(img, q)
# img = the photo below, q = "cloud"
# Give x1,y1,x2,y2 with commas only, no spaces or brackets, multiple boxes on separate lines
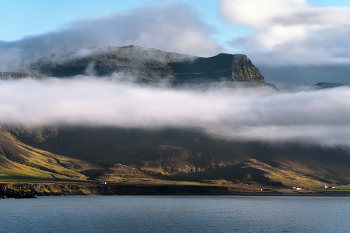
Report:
0,3,221,72
219,0,350,65
1,76,350,145
206,125,350,145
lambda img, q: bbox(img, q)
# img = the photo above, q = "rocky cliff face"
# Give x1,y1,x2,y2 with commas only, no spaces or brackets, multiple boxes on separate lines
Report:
168,53,265,84
29,46,268,86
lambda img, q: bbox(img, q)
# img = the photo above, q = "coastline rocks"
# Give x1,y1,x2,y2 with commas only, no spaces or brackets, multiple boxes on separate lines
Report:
0,183,234,197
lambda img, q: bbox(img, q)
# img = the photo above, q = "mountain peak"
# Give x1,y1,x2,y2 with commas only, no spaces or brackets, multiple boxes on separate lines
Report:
29,45,267,85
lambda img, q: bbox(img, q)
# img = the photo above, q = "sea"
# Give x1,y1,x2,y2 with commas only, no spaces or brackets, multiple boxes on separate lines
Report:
1,195,349,232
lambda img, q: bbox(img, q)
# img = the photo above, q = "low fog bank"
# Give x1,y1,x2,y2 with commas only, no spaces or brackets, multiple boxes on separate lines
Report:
205,125,350,146
1,76,350,145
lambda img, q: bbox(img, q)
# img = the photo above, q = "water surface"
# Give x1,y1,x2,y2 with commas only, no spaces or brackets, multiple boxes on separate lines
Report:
1,196,349,232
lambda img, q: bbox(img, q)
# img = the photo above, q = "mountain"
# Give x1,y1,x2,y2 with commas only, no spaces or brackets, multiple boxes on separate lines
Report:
1,46,350,188
29,45,275,88
4,125,350,188
312,82,350,89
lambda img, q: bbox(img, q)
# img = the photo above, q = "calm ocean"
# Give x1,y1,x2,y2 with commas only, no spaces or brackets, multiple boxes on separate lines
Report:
1,195,349,232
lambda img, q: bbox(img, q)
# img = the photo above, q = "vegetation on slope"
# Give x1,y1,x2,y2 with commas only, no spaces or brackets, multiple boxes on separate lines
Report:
5,126,350,188
0,128,100,182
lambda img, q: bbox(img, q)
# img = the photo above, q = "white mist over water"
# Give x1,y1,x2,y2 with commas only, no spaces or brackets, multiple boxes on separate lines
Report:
1,76,350,145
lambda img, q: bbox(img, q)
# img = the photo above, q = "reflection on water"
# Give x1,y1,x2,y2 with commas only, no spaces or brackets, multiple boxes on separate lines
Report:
1,196,350,232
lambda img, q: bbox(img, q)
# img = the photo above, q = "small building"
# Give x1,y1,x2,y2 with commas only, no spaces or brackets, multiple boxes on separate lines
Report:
323,185,328,188
100,181,107,185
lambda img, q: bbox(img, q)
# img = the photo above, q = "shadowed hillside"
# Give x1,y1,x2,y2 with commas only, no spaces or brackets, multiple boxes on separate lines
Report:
5,126,350,187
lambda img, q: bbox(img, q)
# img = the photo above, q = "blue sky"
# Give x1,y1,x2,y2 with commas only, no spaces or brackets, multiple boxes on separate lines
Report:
2,0,349,44
1,0,350,87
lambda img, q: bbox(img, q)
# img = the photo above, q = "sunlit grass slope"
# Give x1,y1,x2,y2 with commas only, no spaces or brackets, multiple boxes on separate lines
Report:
0,129,100,182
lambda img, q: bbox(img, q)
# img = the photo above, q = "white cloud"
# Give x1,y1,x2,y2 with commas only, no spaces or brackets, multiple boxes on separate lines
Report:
0,4,221,72
220,0,308,27
1,76,350,145
206,125,350,145
220,0,350,65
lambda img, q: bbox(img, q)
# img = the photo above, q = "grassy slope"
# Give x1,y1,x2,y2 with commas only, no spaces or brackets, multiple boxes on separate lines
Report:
0,129,100,182
7,126,350,187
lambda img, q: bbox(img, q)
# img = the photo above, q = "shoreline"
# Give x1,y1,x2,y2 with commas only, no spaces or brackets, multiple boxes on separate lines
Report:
2,183,350,198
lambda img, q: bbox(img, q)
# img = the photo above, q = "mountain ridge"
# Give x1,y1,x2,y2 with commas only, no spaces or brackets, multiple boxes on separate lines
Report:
1,45,350,188
28,45,273,87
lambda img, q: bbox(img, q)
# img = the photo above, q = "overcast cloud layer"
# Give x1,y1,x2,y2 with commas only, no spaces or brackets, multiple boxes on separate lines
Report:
1,76,350,145
220,0,350,65
0,3,221,72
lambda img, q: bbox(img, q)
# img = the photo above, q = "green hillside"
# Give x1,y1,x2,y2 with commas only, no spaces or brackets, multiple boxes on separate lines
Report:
5,126,350,188
0,128,100,182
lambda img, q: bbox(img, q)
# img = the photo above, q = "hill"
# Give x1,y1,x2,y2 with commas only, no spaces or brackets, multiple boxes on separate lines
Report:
0,128,100,182
4,126,350,188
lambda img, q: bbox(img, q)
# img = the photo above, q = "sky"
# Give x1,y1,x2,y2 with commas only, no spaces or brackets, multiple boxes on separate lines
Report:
1,0,350,145
1,0,350,87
